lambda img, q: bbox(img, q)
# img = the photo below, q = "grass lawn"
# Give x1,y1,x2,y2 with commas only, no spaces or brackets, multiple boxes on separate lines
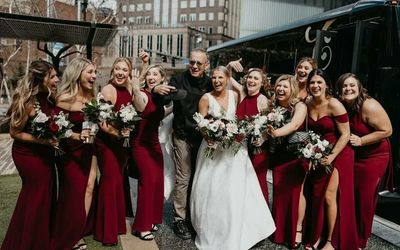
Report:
0,174,122,249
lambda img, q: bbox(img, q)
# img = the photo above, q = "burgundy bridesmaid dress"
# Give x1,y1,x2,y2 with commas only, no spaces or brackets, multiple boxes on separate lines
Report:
51,109,95,250
131,90,164,232
350,111,390,248
269,121,308,248
236,93,269,201
94,84,131,245
1,93,56,250
304,114,358,250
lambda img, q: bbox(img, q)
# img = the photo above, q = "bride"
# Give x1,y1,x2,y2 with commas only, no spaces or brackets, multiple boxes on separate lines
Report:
190,66,275,250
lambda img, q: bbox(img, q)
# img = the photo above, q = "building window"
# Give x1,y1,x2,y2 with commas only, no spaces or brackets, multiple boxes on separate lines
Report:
145,16,151,23
190,0,196,8
157,35,163,52
218,12,224,20
217,26,223,33
122,5,127,12
137,16,143,24
137,3,143,11
177,34,183,57
145,3,152,11
209,0,215,6
189,13,196,21
218,0,224,7
180,0,187,8
200,0,206,7
129,4,135,12
122,17,126,24
180,14,187,22
209,27,213,34
119,35,134,57
147,35,153,54
167,34,173,54
137,35,143,54
128,17,135,24
208,12,214,20
199,13,206,21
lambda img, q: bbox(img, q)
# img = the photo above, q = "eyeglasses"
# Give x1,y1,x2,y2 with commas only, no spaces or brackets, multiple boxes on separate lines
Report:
189,60,205,67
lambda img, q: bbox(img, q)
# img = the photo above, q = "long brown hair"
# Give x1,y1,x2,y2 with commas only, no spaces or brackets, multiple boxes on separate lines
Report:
9,60,54,128
336,72,370,113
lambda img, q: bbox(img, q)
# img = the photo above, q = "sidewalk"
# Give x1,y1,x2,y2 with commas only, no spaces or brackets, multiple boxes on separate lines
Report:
1,135,399,249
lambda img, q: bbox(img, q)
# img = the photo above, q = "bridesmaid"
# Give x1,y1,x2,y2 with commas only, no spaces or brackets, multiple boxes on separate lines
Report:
1,60,59,250
130,65,169,241
94,57,134,245
229,64,271,201
337,73,392,249
294,57,317,101
304,69,357,250
51,57,98,250
267,75,308,249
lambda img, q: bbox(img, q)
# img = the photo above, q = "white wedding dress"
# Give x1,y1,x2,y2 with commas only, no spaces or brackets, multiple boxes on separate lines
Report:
190,91,275,250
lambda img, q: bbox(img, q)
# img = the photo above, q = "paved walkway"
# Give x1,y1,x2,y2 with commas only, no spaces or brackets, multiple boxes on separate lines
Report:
1,134,399,249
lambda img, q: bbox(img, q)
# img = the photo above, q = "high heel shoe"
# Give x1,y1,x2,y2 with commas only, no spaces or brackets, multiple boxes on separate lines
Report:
293,229,302,249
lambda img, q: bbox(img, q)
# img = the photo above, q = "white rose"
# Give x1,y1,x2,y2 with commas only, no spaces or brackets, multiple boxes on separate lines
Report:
314,153,323,159
34,112,49,123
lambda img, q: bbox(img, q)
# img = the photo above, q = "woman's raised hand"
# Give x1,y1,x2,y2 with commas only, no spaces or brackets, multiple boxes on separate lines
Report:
227,58,243,73
138,49,150,64
131,68,141,91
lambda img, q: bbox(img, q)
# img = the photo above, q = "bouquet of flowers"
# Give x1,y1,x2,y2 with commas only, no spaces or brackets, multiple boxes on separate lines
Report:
31,104,73,155
296,130,333,173
193,112,247,159
244,114,269,154
82,93,114,143
265,106,291,153
114,103,141,147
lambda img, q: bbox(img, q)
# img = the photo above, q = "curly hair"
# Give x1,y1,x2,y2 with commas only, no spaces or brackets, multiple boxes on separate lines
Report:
336,73,370,113
57,57,95,103
9,60,54,128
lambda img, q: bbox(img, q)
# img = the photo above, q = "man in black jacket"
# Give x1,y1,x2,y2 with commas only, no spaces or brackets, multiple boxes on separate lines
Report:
152,48,212,239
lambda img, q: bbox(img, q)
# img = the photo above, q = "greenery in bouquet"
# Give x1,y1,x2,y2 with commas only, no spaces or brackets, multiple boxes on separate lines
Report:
245,114,269,154
114,103,141,147
296,130,333,173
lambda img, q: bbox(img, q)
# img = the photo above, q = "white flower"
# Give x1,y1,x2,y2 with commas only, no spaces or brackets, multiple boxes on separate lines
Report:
64,129,73,138
209,123,219,132
302,147,313,158
34,111,49,123
314,153,323,159
198,119,209,128
226,123,238,134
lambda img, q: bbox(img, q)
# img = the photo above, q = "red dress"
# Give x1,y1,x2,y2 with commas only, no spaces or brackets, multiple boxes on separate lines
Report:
51,109,95,250
269,121,308,248
304,114,358,250
94,84,131,244
350,111,390,248
236,93,269,201
131,90,164,231
1,93,56,250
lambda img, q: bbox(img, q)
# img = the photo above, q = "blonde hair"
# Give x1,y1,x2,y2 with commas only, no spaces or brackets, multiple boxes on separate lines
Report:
9,60,54,128
143,64,166,88
109,57,133,81
274,74,300,108
57,57,95,102
211,66,231,78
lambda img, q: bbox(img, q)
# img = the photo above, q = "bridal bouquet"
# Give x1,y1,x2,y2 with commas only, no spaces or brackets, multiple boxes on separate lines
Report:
82,93,114,143
114,103,141,147
193,112,246,159
265,106,291,153
297,130,333,173
31,104,73,155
